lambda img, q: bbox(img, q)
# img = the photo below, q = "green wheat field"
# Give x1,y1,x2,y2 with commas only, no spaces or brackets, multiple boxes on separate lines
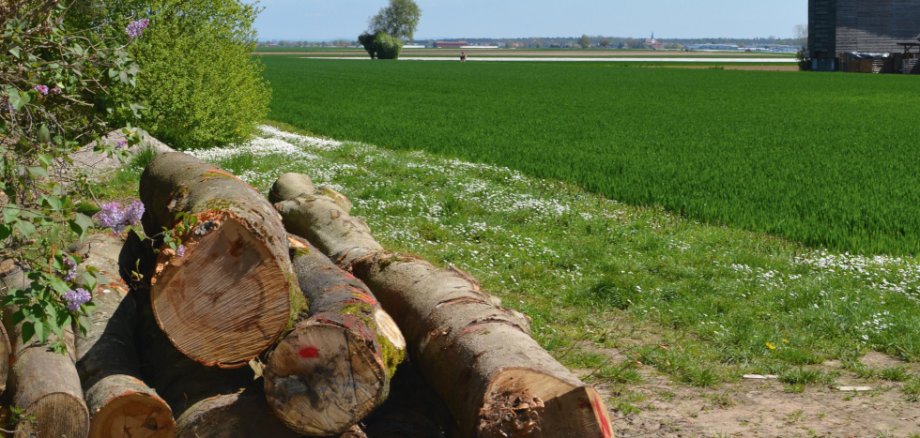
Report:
263,57,920,255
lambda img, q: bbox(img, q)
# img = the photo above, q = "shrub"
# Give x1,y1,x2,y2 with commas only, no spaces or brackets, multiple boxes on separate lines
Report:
78,0,271,150
358,32,378,59
374,33,403,60
1,0,140,350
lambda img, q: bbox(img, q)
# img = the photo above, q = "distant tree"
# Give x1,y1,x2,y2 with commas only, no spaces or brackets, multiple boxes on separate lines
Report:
599,38,612,48
358,0,420,60
370,0,421,41
578,34,591,49
374,33,402,59
794,24,808,48
358,32,378,59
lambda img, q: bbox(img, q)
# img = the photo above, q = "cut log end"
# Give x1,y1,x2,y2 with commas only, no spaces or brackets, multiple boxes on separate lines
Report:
480,370,614,438
265,323,385,436
15,393,89,438
269,172,315,204
152,217,292,367
89,391,175,438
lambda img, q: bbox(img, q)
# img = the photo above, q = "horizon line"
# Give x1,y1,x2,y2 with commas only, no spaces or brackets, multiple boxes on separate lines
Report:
258,35,802,43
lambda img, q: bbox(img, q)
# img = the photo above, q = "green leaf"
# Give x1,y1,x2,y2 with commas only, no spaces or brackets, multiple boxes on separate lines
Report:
38,124,51,143
11,309,25,326
0,224,10,240
8,47,20,58
76,202,101,216
58,313,72,332
14,90,30,110
34,321,46,344
40,195,61,210
69,213,94,238
2,205,20,222
47,276,70,294
37,153,53,167
26,166,48,178
14,220,35,237
6,90,22,111
80,271,97,292
20,321,35,343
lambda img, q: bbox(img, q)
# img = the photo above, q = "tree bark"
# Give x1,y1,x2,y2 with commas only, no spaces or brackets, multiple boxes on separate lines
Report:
0,264,89,438
263,234,405,436
139,151,301,368
0,259,12,397
121,234,257,417
72,233,175,438
175,388,300,438
272,175,615,438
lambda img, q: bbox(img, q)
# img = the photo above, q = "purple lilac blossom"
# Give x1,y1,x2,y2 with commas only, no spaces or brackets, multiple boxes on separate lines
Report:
94,200,145,233
126,18,150,39
95,201,126,232
63,288,91,311
62,258,77,282
124,200,144,225
33,84,49,95
176,244,186,258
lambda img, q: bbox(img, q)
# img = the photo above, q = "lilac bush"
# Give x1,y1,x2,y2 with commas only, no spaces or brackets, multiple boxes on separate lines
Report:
1,1,142,351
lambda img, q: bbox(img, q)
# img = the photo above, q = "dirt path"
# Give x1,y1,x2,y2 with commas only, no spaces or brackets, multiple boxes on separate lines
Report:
588,352,920,437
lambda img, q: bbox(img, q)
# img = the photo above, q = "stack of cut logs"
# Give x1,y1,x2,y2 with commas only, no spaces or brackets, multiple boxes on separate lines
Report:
0,151,614,438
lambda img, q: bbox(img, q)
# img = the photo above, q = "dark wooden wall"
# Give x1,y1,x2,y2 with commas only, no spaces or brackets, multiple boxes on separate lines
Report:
836,0,920,53
811,0,920,56
809,0,838,56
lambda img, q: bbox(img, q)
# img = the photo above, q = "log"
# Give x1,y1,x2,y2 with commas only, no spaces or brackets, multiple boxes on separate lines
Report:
139,151,301,368
72,233,175,438
175,388,300,438
0,260,12,396
122,234,257,416
268,173,351,213
0,263,89,438
272,175,615,438
263,235,405,436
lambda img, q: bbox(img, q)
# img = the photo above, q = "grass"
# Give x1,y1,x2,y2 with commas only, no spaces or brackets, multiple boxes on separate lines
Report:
262,57,920,255
254,46,794,58
169,124,920,394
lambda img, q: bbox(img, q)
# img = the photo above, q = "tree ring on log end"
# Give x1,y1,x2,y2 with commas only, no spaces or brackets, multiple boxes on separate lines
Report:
152,217,291,368
89,393,175,438
265,323,385,436
15,393,89,438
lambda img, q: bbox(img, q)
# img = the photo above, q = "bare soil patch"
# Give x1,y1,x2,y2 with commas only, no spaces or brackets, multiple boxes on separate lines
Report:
586,352,920,437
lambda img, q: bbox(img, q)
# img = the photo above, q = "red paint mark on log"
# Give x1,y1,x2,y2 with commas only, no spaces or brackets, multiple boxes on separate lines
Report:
593,394,613,438
352,293,378,306
299,346,319,359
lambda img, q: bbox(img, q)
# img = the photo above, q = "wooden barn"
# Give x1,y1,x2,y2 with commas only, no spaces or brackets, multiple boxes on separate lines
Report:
808,0,920,72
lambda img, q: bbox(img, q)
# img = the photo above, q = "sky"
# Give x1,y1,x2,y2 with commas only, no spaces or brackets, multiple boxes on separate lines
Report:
252,0,807,41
